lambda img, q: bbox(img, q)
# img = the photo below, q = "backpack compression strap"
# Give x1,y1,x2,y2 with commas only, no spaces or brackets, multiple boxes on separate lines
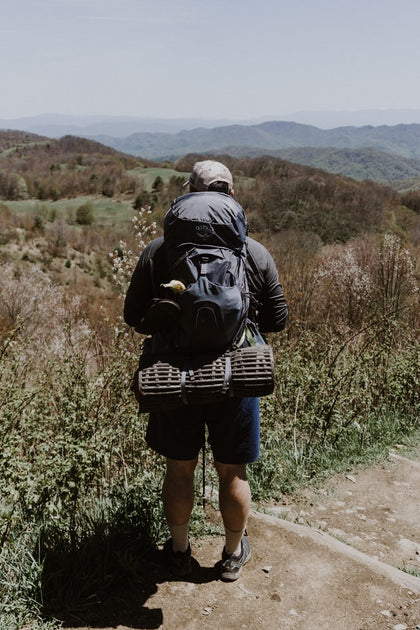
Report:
179,351,233,404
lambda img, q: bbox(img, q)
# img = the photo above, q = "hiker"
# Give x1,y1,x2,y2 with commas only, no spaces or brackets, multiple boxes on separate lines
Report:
124,160,288,580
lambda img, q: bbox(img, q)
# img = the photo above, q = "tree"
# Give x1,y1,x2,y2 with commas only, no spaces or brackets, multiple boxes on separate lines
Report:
76,201,94,226
152,176,163,193
133,191,152,209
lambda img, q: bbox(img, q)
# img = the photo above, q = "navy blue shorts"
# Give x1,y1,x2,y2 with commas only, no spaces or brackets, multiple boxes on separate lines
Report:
146,397,260,464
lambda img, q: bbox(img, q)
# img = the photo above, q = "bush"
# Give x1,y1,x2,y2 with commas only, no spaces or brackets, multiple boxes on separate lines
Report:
249,324,420,500
0,319,165,625
75,201,94,225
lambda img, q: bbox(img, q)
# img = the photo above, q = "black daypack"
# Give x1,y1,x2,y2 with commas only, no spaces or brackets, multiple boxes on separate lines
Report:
163,191,250,352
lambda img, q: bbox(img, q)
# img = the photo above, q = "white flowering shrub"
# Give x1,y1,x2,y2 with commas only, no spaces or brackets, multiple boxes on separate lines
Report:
312,234,418,332
373,232,418,316
313,237,375,331
0,264,92,380
109,206,157,294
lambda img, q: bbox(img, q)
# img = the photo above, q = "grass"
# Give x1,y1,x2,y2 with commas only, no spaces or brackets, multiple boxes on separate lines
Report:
0,479,166,628
39,484,165,617
127,166,189,189
400,565,420,577
5,197,135,226
249,416,420,501
127,166,256,192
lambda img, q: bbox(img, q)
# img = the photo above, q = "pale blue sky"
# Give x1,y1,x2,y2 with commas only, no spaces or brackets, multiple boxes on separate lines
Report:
1,0,419,120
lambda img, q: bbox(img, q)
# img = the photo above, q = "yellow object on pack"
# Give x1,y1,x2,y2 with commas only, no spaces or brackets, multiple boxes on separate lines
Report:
161,280,186,293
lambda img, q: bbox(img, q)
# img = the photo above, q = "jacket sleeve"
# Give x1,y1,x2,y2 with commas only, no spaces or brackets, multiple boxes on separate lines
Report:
246,238,288,333
123,237,164,331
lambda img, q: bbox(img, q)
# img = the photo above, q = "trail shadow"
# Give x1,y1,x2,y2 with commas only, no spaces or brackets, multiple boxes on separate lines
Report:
41,544,162,629
41,544,220,629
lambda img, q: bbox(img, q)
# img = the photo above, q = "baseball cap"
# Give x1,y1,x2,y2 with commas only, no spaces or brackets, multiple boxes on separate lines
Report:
186,160,233,192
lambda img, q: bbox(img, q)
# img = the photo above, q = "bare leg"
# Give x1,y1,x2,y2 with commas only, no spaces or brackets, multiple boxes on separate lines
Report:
214,461,251,554
162,457,198,551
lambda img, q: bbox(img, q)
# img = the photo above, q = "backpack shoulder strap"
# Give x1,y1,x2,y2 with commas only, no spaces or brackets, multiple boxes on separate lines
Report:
245,238,265,285
244,238,264,321
146,239,169,296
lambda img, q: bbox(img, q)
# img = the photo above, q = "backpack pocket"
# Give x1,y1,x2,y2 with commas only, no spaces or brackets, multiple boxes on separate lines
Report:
176,276,244,351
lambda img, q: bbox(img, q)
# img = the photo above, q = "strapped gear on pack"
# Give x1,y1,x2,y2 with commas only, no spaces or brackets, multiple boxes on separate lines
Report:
132,340,274,412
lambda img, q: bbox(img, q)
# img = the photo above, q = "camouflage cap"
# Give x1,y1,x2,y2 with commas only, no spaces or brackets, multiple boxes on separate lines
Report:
187,160,233,192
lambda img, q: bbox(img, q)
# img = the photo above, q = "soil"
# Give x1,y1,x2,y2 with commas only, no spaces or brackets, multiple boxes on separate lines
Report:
61,448,420,630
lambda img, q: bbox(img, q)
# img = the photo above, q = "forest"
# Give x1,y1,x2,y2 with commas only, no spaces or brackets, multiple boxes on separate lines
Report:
0,132,419,628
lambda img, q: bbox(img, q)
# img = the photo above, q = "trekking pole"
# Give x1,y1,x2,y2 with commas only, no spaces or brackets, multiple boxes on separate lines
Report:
202,442,206,509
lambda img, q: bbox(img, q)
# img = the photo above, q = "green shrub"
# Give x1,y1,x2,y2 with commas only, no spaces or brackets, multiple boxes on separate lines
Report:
0,321,166,625
75,201,94,225
249,324,420,500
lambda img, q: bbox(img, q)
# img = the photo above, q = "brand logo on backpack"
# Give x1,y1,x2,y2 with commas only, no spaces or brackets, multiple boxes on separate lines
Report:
195,223,215,240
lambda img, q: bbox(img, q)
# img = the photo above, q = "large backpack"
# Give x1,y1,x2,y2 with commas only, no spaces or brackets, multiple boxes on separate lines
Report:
132,192,275,410
162,191,249,352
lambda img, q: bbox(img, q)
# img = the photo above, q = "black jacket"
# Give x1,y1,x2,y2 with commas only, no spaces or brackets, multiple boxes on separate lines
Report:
124,235,288,334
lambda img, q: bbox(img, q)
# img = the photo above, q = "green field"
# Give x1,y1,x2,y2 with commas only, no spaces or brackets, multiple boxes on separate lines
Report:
128,166,256,192
128,166,189,189
5,196,136,226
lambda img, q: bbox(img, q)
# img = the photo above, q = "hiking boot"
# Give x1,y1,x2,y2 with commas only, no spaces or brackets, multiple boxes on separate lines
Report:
220,536,251,581
163,539,192,578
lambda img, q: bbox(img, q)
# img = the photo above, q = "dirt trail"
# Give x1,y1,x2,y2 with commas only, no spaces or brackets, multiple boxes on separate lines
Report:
63,449,420,630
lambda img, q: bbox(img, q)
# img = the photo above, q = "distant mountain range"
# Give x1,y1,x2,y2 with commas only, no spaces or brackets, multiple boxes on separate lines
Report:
87,121,420,163
217,146,420,185
2,109,420,136
275,109,420,128
2,113,420,185
0,114,256,138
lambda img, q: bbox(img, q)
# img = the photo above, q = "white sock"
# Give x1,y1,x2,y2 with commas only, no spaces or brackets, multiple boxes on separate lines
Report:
169,521,190,553
224,527,245,556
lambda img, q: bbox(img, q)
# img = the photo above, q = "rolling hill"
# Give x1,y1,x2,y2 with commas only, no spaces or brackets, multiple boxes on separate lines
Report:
216,146,420,184
1,129,419,246
90,121,420,161
3,121,420,185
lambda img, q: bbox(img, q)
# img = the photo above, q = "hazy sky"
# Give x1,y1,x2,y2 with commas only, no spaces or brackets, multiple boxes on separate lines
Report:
1,0,419,120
